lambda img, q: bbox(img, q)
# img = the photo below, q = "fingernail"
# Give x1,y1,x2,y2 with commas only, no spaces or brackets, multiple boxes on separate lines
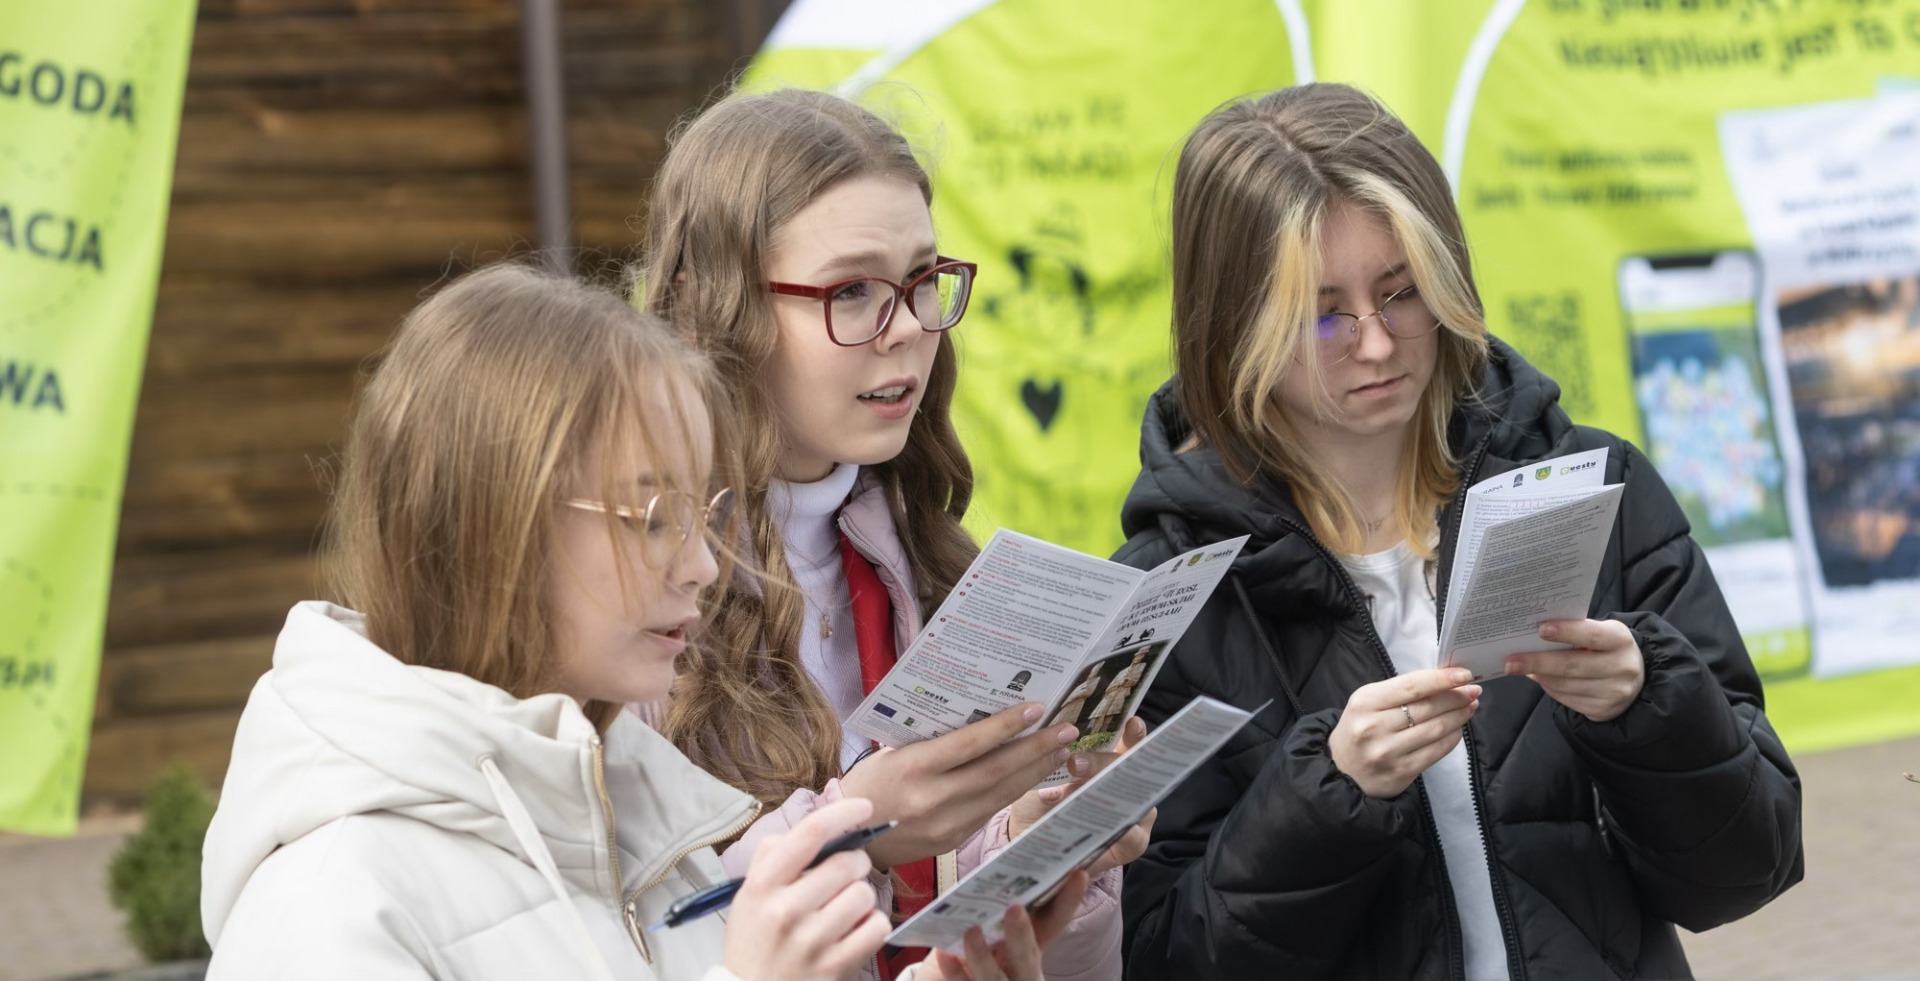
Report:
1540,623,1558,639
1465,685,1483,699
1069,754,1090,775
1450,667,1473,684
1040,787,1063,802
1504,658,1523,675
1056,726,1079,745
1023,704,1043,723
1053,748,1070,764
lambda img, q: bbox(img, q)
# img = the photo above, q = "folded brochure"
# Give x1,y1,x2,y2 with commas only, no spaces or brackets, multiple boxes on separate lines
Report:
1439,447,1623,680
849,530,1248,783
885,694,1260,951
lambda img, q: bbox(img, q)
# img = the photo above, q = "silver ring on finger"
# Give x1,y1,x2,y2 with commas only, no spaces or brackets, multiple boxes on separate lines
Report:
1400,704,1415,730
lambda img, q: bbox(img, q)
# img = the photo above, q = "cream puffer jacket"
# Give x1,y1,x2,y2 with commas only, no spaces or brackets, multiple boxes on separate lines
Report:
202,602,775,981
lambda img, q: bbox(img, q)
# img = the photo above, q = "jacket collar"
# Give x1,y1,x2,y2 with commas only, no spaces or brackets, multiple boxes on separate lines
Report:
838,469,926,644
1118,337,1572,620
202,602,755,940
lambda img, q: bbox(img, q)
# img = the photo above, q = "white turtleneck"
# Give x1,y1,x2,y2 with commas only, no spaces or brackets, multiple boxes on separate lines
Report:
766,463,871,770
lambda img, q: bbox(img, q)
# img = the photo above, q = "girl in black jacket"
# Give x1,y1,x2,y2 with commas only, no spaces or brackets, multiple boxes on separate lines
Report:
1114,83,1803,980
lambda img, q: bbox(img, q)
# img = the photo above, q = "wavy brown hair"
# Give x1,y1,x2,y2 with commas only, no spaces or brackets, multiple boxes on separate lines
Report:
636,89,977,807
1171,83,1491,557
328,264,718,731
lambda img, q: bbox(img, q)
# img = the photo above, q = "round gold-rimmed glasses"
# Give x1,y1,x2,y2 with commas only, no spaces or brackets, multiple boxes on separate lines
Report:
563,487,737,568
1313,284,1440,365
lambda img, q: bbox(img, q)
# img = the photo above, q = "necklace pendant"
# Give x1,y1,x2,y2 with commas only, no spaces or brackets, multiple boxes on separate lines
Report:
820,610,833,640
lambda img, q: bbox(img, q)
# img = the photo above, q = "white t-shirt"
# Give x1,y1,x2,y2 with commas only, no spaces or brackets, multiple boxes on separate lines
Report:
1340,541,1511,981
767,463,870,770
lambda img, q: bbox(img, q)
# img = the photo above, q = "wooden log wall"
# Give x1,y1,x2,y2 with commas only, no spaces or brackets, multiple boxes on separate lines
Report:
85,0,789,807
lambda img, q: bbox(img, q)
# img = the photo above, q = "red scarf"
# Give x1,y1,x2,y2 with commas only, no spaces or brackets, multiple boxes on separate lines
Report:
838,530,934,979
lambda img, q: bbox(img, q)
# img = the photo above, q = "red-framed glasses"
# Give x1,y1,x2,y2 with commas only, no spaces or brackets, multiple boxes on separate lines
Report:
768,257,977,347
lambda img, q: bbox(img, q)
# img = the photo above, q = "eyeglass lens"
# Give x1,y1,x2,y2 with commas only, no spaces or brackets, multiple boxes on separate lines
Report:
828,265,972,344
1313,288,1434,362
639,489,737,567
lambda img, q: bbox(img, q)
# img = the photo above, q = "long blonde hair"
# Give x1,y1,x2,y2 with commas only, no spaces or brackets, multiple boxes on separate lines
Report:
1171,83,1490,556
328,264,717,730
637,89,976,806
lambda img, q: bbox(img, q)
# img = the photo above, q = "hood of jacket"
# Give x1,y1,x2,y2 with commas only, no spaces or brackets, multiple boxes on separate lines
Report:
1118,338,1572,616
202,601,756,946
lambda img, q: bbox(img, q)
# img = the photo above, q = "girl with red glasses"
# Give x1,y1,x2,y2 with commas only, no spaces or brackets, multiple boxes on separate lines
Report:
633,89,1145,981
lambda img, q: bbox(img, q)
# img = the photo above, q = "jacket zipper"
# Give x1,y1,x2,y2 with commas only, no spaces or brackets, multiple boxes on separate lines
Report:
592,734,766,964
1274,514,1472,981
1433,435,1529,981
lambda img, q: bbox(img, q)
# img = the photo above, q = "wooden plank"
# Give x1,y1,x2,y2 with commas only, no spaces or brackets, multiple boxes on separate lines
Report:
160,178,533,279
145,277,415,377
83,709,245,807
105,548,320,651
171,106,528,179
118,452,334,553
95,636,275,722
127,368,357,460
198,0,511,17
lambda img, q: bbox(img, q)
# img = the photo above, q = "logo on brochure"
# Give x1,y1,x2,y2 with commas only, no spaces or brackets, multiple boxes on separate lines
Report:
1007,669,1031,692
912,686,952,705
873,703,897,718
903,717,918,728
1187,553,1204,567
1560,460,1598,476
1534,466,1553,480
1512,473,1525,488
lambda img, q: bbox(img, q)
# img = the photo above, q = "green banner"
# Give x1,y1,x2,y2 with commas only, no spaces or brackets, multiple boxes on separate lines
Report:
745,0,1920,753
1,5,197,835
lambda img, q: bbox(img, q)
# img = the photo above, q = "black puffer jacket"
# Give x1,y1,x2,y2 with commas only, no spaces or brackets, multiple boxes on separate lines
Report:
1114,341,1803,981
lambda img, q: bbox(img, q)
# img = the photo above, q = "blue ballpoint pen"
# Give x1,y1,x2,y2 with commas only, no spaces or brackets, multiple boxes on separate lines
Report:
646,820,898,933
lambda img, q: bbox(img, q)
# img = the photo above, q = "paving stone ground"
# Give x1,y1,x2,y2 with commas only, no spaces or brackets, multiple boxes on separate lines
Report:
2,738,1915,980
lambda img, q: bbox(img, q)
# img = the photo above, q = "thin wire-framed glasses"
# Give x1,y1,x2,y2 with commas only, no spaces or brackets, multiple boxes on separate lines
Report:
768,257,978,347
563,487,737,568
1314,284,1439,365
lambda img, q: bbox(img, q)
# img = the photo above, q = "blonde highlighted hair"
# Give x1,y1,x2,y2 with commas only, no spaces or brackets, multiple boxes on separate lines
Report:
328,264,718,730
1171,83,1490,556
636,89,977,807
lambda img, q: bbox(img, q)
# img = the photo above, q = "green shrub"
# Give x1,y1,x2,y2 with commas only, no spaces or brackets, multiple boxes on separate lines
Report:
108,764,216,962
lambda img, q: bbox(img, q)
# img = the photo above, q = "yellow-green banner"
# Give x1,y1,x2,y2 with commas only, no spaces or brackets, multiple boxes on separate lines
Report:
745,0,1920,754
1,4,198,835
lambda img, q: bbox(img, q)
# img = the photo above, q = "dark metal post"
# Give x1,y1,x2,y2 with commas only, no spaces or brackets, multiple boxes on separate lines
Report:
519,0,572,273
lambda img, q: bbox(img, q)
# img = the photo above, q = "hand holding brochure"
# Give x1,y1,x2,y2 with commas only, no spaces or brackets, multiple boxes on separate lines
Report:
847,531,1247,775
884,695,1259,952
1439,448,1622,680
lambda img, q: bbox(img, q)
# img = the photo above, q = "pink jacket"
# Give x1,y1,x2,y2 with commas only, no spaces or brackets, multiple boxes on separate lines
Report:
650,473,1123,981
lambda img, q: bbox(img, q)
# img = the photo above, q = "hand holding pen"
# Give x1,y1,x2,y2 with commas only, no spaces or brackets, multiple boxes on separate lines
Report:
716,799,894,981
651,819,897,931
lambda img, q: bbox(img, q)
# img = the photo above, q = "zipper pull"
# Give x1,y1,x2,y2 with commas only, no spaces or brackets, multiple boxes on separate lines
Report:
622,896,654,963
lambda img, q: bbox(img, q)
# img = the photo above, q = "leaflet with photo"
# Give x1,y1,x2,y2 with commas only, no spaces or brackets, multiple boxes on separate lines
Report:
847,530,1247,762
1439,448,1623,679
884,695,1259,952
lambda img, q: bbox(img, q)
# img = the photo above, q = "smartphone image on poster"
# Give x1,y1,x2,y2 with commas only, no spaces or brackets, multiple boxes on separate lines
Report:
1618,251,1811,679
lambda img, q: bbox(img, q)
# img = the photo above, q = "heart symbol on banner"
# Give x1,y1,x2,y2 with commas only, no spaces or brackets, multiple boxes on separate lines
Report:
1020,379,1063,432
